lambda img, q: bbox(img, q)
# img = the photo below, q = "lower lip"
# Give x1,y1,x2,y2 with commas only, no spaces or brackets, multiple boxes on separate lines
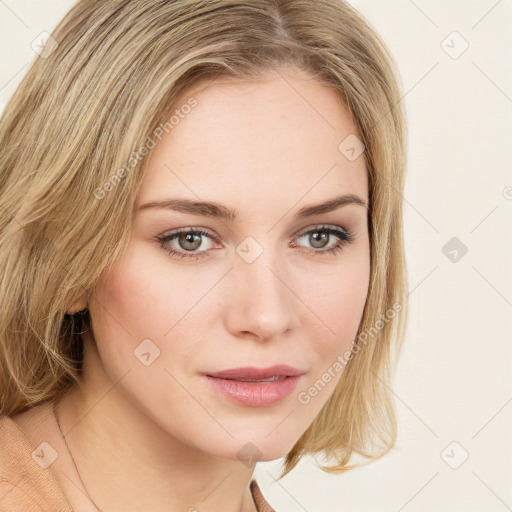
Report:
203,375,302,407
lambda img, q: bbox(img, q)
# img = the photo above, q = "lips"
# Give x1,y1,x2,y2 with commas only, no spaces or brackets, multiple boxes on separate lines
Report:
203,366,306,407
205,364,305,381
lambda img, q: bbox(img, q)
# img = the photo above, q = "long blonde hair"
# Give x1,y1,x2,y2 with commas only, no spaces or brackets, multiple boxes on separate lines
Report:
0,0,408,478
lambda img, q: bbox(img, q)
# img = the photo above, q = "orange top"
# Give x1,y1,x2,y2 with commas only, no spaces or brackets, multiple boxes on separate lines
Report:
0,415,276,512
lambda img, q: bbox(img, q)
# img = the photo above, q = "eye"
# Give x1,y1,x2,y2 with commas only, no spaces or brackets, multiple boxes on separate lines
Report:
292,225,354,256
155,227,219,261
155,224,354,261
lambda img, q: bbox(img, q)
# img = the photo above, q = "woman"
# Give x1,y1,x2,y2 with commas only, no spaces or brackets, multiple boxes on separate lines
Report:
0,1,408,511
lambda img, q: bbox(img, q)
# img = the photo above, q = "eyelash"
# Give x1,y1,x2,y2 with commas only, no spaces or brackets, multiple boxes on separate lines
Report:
155,225,355,261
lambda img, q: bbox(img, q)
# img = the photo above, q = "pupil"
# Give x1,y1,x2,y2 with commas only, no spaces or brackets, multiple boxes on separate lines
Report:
180,233,201,250
311,231,328,248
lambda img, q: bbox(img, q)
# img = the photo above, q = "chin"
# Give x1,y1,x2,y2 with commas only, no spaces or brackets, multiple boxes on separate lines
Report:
209,428,302,464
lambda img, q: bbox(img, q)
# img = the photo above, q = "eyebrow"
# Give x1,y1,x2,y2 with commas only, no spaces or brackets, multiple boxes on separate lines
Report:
136,194,368,221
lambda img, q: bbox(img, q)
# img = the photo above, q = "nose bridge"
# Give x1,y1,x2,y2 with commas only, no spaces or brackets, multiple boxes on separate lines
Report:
226,240,295,340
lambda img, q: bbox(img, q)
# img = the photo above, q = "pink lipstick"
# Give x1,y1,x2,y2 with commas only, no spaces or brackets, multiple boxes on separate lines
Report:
203,365,305,407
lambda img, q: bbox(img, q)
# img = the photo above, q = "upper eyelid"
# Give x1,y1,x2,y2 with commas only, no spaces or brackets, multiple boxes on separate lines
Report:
159,224,352,246
160,223,350,238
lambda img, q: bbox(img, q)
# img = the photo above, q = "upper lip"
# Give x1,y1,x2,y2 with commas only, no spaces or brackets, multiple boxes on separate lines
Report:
204,365,306,380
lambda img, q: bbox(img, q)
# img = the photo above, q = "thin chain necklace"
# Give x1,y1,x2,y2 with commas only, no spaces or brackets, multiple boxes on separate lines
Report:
52,398,258,512
52,397,103,512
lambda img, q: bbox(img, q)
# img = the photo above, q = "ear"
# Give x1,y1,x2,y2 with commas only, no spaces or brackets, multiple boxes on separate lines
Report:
67,297,89,314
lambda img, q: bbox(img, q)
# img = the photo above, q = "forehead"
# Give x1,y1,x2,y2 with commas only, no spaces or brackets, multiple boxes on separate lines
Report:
136,69,367,213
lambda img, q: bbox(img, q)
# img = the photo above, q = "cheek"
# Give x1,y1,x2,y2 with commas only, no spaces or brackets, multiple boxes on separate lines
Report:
85,247,207,427
92,241,191,337
293,262,369,409
92,260,164,339
300,254,370,350
88,241,215,377
330,275,369,342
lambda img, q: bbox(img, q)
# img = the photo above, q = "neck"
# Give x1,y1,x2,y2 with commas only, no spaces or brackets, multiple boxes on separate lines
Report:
55,330,258,512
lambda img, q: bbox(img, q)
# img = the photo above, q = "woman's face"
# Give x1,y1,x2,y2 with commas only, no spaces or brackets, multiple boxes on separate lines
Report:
86,68,370,462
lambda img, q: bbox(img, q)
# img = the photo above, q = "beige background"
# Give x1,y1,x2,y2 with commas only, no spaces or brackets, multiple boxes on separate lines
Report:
1,1,511,511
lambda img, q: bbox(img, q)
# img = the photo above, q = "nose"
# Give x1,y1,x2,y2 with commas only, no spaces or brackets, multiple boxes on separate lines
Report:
224,247,296,342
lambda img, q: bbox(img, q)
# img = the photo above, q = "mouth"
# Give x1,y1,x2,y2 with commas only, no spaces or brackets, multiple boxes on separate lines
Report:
221,375,286,383
204,364,306,381
202,365,306,407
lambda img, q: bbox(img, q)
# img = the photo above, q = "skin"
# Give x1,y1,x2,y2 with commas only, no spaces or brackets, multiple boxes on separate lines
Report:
12,66,370,512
